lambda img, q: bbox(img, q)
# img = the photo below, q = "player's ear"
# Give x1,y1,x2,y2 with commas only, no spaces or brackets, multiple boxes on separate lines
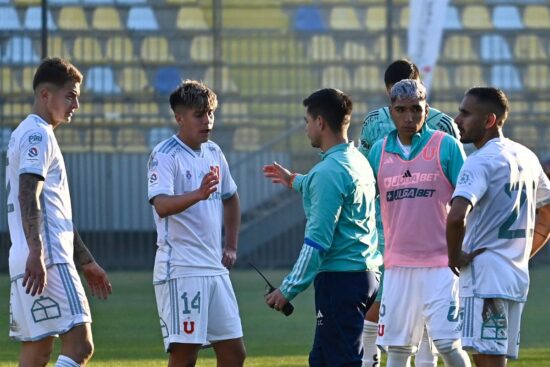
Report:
425,103,429,117
485,112,497,129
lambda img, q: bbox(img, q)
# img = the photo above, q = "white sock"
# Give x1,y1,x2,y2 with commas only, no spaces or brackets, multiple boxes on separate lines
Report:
415,328,438,367
55,355,80,367
362,320,381,367
433,339,471,367
386,348,411,367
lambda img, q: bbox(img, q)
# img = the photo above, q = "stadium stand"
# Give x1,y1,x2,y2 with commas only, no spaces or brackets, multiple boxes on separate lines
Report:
329,7,361,30
127,6,159,30
480,34,512,61
462,5,492,29
490,64,523,92
85,66,122,94
492,5,523,29
293,5,327,32
58,7,88,30
92,7,123,30
514,34,546,60
1,36,39,64
105,36,135,64
523,5,550,29
24,6,56,30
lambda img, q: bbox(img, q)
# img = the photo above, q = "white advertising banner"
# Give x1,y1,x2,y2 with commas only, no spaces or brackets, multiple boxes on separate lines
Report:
407,0,450,94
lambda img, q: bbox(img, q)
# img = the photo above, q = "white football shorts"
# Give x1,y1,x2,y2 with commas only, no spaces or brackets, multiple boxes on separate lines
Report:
377,267,461,350
460,296,523,359
154,273,243,351
9,262,91,341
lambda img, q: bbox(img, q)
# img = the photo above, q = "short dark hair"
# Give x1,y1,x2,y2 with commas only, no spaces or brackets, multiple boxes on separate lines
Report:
303,88,353,133
465,87,509,125
384,59,420,88
169,80,218,114
33,57,83,91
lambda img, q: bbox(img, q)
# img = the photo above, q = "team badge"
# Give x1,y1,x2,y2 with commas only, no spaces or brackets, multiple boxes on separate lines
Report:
422,146,436,161
186,170,192,179
27,147,39,158
149,172,158,184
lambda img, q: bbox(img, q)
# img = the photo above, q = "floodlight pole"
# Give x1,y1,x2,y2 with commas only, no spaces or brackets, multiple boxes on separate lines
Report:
386,0,393,65
41,0,48,59
213,0,222,94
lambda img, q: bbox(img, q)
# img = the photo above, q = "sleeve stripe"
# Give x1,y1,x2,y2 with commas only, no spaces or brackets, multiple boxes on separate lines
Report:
286,246,313,287
304,237,326,252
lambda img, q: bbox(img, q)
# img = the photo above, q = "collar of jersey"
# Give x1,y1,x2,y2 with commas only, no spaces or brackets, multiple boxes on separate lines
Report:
29,114,51,128
385,123,434,159
320,141,353,159
173,135,203,158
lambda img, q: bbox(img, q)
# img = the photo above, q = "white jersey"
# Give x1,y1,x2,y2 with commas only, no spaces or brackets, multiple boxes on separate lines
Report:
452,137,550,301
6,114,74,279
148,136,237,283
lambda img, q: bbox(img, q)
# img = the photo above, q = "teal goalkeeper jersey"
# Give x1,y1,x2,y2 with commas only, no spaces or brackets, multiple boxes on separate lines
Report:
279,142,382,301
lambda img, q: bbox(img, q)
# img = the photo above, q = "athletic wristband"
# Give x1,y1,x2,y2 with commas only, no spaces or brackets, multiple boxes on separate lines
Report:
289,173,297,189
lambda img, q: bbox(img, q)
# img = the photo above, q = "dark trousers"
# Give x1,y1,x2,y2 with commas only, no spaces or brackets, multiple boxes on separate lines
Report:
309,271,379,367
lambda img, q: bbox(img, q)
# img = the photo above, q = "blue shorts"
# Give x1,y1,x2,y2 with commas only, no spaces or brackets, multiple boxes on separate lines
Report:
309,271,379,367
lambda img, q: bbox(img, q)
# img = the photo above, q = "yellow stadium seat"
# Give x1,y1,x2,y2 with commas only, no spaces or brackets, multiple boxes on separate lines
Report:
0,67,22,94
46,36,71,60
140,36,174,63
509,100,529,114
322,66,352,91
58,7,88,30
533,101,550,114
56,128,88,153
462,5,492,29
524,65,550,90
13,0,40,5
190,35,213,62
73,37,104,63
21,67,34,91
92,7,122,30
233,127,260,152
453,65,486,91
343,41,369,61
399,6,409,29
204,67,238,94
222,8,288,30
103,102,125,122
443,35,477,61
106,36,135,63
372,35,405,61
364,6,386,31
308,35,339,61
3,102,32,122
329,7,361,30
89,128,116,153
523,5,550,29
117,128,148,153
119,67,151,93
431,66,451,92
125,102,162,125
176,7,209,30
354,66,384,92
514,35,546,61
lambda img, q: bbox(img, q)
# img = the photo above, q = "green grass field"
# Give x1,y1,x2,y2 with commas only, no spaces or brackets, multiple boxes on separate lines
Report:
1,266,549,366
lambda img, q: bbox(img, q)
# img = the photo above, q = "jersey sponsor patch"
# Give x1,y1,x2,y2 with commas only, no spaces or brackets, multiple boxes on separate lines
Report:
28,133,43,145
458,170,474,186
386,187,436,202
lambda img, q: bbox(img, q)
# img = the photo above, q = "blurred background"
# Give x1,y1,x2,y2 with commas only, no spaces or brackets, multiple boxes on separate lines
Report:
1,0,550,271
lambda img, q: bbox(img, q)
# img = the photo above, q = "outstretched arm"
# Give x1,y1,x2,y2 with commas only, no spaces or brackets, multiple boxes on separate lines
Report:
263,162,299,189
73,228,112,300
19,173,46,296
